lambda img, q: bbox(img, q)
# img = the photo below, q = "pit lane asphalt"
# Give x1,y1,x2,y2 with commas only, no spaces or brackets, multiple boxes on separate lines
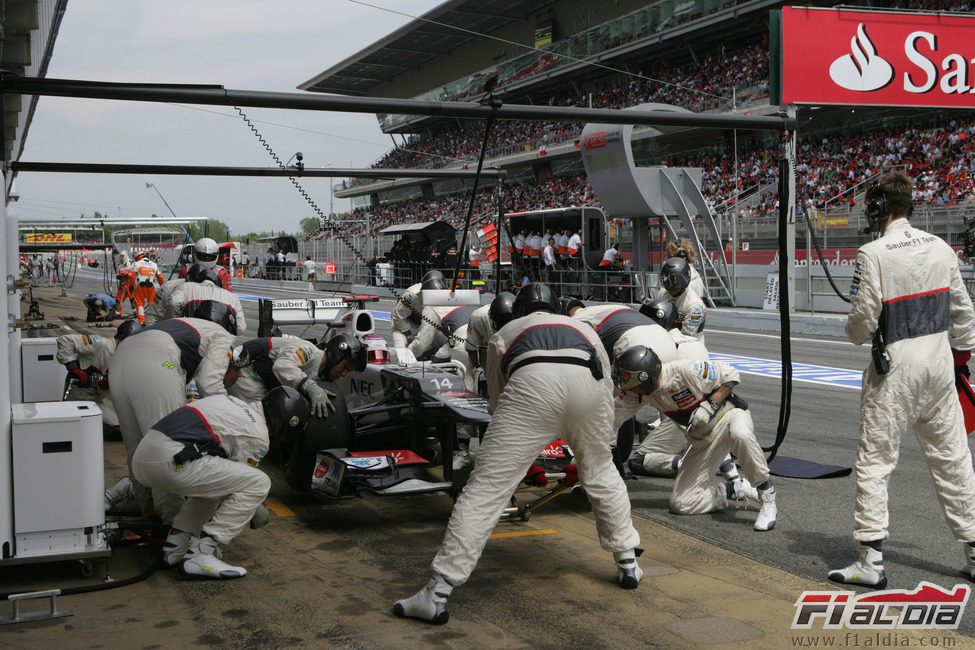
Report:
6,277,975,647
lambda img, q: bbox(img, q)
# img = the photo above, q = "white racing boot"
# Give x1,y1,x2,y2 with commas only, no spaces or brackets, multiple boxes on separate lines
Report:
828,545,887,589
753,486,777,531
104,477,134,512
162,530,191,567
614,549,644,589
726,477,758,506
180,535,247,580
393,575,452,624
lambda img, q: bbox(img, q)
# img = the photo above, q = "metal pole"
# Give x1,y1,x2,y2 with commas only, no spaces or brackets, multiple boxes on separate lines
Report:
13,161,505,180
0,76,796,132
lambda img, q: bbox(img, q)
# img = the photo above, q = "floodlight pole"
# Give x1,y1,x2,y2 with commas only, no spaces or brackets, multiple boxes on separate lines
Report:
146,182,192,242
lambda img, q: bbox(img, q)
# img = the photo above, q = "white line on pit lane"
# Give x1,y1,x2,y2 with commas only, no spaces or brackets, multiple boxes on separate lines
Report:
707,328,855,346
709,352,861,390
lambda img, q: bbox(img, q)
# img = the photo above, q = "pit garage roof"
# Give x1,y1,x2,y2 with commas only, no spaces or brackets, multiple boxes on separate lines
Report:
298,0,553,97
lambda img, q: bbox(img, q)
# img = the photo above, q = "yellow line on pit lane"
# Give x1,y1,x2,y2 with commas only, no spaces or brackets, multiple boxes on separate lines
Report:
265,498,295,518
490,529,558,539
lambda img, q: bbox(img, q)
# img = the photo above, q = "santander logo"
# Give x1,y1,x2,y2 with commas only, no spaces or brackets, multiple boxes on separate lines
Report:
829,23,894,92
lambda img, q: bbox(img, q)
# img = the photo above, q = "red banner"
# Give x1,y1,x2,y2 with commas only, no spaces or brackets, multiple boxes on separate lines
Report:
782,7,975,108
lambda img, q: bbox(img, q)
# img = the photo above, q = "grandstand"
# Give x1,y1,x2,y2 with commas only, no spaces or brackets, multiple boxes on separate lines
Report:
298,0,975,303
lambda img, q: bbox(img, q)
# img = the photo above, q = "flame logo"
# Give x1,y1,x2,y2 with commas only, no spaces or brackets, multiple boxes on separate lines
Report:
829,23,894,92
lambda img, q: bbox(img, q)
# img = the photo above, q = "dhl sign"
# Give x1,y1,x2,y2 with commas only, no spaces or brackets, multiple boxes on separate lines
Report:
25,233,72,243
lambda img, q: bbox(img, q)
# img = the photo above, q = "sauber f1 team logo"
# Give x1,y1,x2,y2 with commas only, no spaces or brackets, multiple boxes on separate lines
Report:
792,582,970,630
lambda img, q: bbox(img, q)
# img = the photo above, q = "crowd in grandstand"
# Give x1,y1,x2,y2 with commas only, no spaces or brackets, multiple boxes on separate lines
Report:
311,3,975,244
310,116,975,242
368,42,769,174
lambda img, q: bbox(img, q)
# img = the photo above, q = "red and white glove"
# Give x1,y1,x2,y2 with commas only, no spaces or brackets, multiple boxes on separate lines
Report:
66,362,90,387
524,463,548,487
560,463,578,487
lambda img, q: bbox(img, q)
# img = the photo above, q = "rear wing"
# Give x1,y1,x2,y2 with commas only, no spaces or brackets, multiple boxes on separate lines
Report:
257,295,379,337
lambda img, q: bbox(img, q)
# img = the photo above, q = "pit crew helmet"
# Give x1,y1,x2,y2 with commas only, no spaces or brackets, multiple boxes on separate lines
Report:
512,283,560,319
114,320,145,343
488,291,516,331
639,298,678,331
660,257,691,296
611,345,662,395
183,299,238,335
261,386,310,440
320,333,367,377
194,237,220,269
421,269,446,292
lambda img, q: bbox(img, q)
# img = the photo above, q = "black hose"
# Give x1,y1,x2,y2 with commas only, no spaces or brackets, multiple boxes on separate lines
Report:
804,213,852,304
0,522,162,600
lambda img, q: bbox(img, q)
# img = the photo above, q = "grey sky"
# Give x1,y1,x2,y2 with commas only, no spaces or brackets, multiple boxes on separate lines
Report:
15,0,441,234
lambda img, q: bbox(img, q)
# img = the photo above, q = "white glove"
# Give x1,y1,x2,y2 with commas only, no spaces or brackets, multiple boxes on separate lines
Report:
686,400,719,440
302,381,336,419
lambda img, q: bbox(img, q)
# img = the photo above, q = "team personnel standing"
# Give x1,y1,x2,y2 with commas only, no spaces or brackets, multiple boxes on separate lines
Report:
666,238,706,300
178,238,233,291
131,251,165,325
169,264,246,334
658,257,706,340
611,345,777,530
394,284,643,625
390,270,445,347
829,172,975,589
132,388,309,578
115,251,136,317
109,316,239,518
303,256,317,282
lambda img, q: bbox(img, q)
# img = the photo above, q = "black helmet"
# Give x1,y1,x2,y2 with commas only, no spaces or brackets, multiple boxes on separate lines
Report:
639,298,677,331
660,257,691,295
186,262,223,288
561,297,586,316
611,345,662,394
421,269,445,291
512,283,560,319
183,300,238,335
115,320,145,343
488,291,516,331
320,333,367,377
261,386,310,439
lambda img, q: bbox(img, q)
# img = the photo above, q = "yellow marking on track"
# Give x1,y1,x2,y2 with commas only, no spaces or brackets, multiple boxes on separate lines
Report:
264,498,295,518
490,529,558,539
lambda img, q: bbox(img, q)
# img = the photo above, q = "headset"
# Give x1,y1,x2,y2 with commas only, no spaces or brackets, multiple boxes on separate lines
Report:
864,187,889,231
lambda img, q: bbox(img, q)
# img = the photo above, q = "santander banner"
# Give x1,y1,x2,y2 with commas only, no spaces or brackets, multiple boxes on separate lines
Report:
781,7,975,108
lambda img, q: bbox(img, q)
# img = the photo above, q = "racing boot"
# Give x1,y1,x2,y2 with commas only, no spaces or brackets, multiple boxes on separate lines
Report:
753,485,777,531
725,477,758,507
627,454,651,477
180,534,247,580
250,503,270,529
829,544,886,589
614,549,644,589
162,529,191,567
104,477,134,513
393,575,452,624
